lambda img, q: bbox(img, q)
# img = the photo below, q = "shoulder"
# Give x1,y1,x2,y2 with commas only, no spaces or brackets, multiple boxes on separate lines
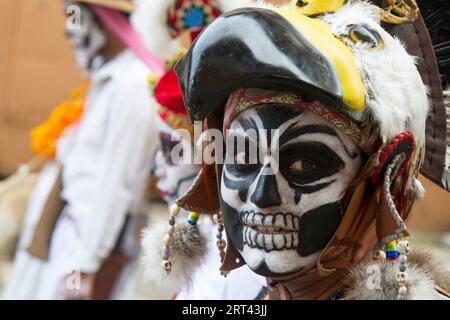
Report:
347,249,450,300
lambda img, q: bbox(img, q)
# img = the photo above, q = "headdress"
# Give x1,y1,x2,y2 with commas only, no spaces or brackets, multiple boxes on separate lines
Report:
172,0,447,299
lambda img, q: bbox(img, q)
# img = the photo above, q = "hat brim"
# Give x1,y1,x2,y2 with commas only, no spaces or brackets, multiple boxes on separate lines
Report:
71,0,134,13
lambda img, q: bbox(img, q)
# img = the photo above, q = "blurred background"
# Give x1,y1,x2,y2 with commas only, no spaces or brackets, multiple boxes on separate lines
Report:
0,0,82,176
0,0,449,299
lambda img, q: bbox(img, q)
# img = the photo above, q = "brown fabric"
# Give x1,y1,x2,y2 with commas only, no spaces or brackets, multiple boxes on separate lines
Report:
374,0,447,187
27,163,65,261
267,269,349,300
91,251,130,300
176,164,221,215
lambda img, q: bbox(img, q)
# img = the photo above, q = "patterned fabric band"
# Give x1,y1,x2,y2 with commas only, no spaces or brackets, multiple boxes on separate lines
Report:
223,88,379,155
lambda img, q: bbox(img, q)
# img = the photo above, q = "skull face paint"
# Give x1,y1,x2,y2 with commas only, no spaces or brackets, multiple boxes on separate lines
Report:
154,121,199,204
220,104,362,277
64,1,107,73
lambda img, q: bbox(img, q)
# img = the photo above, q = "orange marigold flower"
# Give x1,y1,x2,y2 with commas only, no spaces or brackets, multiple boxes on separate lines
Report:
31,82,89,159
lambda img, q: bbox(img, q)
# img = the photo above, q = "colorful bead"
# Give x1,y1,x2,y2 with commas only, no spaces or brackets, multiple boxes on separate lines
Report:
188,211,200,225
386,240,399,261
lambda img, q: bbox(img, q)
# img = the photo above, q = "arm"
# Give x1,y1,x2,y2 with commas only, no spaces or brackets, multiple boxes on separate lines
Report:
72,82,159,274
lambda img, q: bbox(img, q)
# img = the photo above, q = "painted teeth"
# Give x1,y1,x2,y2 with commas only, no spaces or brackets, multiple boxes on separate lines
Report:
240,211,299,233
244,226,299,251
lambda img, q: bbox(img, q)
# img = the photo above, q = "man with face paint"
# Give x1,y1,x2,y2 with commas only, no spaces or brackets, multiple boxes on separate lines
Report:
171,0,450,299
139,0,267,300
3,0,159,299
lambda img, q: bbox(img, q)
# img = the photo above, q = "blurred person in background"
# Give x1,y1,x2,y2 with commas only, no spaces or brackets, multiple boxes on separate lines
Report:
3,0,159,299
138,0,268,300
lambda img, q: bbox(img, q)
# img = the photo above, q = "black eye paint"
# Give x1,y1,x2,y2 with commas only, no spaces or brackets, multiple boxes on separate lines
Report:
83,34,91,48
280,142,344,186
159,132,182,166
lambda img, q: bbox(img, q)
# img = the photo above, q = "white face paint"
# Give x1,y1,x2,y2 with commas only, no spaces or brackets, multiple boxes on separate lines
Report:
154,121,199,204
220,105,362,277
64,1,106,73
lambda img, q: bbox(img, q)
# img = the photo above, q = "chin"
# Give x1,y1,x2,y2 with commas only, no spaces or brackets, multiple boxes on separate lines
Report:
241,245,319,277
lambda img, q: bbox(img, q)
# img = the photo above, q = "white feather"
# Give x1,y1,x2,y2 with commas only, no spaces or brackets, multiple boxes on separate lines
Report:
140,219,209,294
322,0,429,149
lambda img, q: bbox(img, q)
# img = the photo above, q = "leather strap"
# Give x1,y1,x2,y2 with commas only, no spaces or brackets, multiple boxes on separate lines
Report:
27,163,65,261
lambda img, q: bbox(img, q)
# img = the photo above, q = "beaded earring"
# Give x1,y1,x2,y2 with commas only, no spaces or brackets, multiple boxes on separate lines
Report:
162,204,203,275
377,153,411,300
213,212,228,277
161,203,180,274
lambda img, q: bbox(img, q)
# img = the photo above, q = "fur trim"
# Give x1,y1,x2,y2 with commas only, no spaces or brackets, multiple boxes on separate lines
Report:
322,1,429,151
347,249,450,300
140,218,208,293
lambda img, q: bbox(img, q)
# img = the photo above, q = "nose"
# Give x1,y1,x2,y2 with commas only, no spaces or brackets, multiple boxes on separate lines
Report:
250,165,281,208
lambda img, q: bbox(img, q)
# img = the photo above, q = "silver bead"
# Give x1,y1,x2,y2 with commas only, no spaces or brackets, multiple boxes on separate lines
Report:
399,254,407,264
399,264,406,272
167,225,175,235
168,217,176,226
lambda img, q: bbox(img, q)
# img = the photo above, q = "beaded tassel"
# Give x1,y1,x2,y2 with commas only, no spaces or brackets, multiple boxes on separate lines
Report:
214,212,228,277
396,237,410,300
161,203,180,275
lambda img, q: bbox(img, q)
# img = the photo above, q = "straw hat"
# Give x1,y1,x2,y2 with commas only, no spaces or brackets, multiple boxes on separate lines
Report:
71,0,134,13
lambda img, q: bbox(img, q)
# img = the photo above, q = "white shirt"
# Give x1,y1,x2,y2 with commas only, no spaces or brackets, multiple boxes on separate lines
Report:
60,50,158,273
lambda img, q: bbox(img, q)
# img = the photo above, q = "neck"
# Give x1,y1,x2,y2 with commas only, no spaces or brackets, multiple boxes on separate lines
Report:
99,19,127,64
266,268,349,300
